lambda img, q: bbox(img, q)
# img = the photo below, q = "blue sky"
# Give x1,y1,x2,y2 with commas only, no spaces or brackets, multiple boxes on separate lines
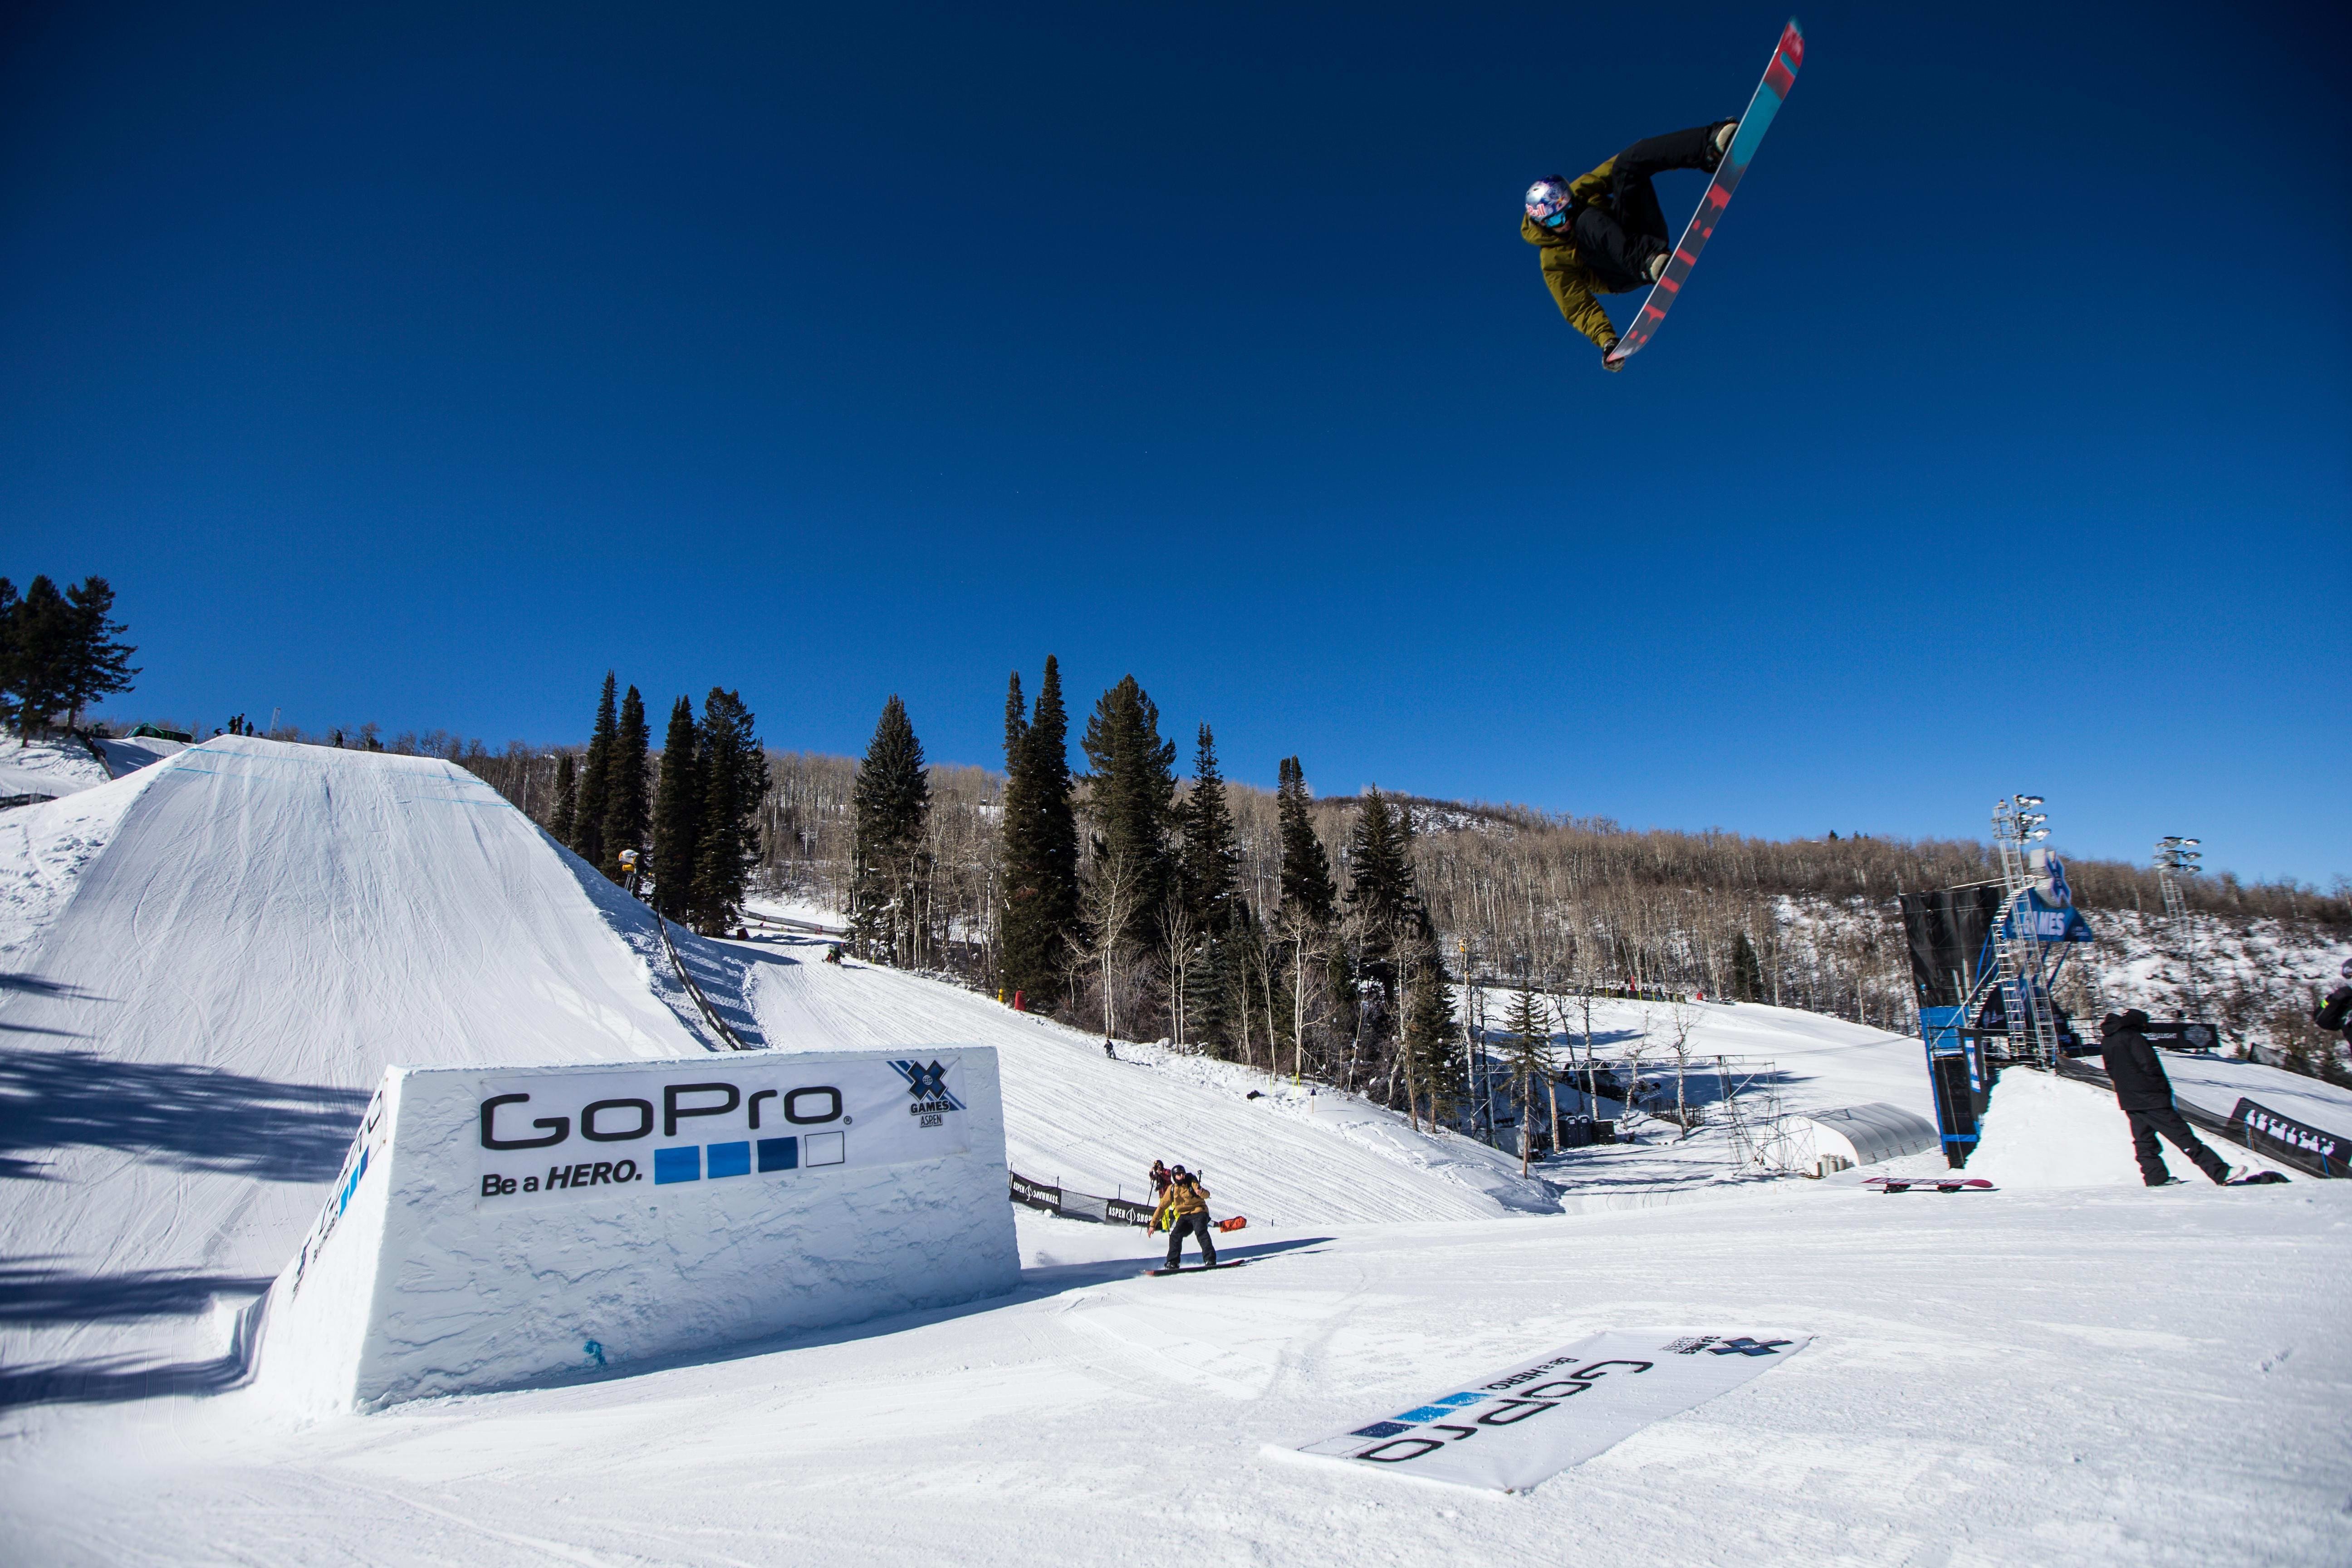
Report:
5,2,2345,882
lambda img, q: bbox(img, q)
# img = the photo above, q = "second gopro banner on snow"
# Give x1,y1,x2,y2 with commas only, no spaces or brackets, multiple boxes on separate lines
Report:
473,1054,970,1205
1292,1329,1812,1493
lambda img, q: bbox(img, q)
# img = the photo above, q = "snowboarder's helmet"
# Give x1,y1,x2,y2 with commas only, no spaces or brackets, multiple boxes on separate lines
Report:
1525,177,1574,229
2342,957,2352,978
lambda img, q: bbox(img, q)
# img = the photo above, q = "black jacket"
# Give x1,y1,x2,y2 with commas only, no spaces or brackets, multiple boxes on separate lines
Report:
2100,1011,2175,1111
2317,984,2352,1035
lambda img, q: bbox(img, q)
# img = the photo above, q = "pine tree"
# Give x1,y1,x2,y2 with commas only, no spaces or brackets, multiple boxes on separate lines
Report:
1000,658,1079,1005
61,577,139,729
1502,986,1551,1174
850,695,931,964
550,752,578,843
1730,930,1764,1004
1172,725,1242,1049
690,688,768,934
572,672,618,869
1400,933,1461,1132
1081,674,1176,952
1276,757,1336,928
0,578,18,733
1346,789,1416,1000
5,576,75,739
600,684,651,882
649,696,701,921
1179,725,1240,934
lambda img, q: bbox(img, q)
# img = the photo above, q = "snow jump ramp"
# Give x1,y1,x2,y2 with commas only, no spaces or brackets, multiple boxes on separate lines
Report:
259,1047,1017,1411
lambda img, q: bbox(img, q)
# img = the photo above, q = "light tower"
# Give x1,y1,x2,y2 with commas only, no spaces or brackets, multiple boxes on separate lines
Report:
2154,836,2203,1014
1989,794,2063,1068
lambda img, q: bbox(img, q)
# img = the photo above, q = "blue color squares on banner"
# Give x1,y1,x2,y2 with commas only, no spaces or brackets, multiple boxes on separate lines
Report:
706,1141,750,1179
653,1146,701,1184
1351,1421,1412,1439
1398,1406,1457,1422
757,1136,798,1172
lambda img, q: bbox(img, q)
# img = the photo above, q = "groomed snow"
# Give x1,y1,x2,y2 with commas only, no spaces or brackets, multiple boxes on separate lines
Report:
5,1182,2346,1566
0,736,109,801
3,736,2347,1565
0,738,767,1400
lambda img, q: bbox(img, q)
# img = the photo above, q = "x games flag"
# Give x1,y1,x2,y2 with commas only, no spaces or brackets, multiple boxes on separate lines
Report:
1290,1329,1811,1493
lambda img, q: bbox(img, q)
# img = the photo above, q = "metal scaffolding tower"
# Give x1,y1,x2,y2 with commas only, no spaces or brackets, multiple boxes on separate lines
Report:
2154,836,2204,1013
1990,794,2063,1070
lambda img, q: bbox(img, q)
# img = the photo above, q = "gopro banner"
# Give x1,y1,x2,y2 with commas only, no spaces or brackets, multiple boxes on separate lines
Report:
256,1048,1019,1413
1292,1330,1811,1493
475,1054,971,1206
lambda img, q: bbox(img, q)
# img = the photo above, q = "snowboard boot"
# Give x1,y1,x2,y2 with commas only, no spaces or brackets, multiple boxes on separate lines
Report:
1644,250,1670,283
1703,118,1738,172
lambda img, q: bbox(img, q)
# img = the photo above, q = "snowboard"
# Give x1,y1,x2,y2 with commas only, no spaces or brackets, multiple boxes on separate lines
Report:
2228,1171,2290,1186
1144,1260,1249,1278
1603,17,1804,368
1867,1176,1994,1194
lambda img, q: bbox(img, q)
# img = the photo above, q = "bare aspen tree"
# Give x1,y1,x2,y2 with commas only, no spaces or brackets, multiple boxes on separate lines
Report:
1159,892,1195,1047
1079,845,1146,1045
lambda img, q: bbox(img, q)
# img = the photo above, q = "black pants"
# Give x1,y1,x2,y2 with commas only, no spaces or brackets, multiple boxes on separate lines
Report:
1571,122,1730,292
2127,1104,2230,1185
1166,1211,1217,1268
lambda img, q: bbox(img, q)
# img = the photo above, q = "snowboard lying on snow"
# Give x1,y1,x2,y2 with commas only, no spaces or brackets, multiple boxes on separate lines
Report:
1867,1176,1994,1194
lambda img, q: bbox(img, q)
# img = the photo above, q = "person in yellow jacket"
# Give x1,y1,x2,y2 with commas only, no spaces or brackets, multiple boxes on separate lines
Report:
1157,1166,1217,1269
1524,120,1738,370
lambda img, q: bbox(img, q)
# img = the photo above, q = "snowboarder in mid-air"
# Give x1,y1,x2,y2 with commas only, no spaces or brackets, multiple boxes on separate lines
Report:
1524,120,1737,370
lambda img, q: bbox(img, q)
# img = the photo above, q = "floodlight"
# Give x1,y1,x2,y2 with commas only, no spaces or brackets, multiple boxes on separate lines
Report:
2182,838,2200,846
2017,795,2044,807
2028,828,2050,840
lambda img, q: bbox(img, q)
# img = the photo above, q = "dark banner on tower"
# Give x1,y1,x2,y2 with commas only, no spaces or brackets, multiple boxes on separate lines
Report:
1899,885,2005,1009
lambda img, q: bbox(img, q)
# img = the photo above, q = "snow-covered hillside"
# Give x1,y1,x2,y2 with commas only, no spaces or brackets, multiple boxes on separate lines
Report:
3,735,2346,1566
0,733,183,802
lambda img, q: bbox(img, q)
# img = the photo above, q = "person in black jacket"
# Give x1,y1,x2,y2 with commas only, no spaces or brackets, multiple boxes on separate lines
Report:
2316,959,2352,1046
2101,1008,2235,1186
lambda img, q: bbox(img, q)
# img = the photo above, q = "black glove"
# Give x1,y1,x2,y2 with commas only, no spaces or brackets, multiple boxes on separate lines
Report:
1602,345,1626,372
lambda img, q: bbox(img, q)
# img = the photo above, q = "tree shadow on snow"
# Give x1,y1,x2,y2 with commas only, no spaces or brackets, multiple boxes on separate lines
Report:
0,1260,275,1324
0,1279,271,1411
0,1048,368,1182
0,1348,258,1411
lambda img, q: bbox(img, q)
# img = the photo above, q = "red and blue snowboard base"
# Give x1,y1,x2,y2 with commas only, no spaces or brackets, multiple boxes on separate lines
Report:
1605,18,1804,367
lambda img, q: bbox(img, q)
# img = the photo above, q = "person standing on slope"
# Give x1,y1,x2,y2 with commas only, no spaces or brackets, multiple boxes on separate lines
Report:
1160,1166,1218,1270
2101,1008,2240,1186
1524,120,1738,370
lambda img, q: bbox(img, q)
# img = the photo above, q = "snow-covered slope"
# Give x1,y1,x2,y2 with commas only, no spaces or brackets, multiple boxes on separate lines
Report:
0,738,757,1392
8,1179,2346,1567
3,735,2345,1564
0,736,109,800
0,733,182,802
743,945,1558,1222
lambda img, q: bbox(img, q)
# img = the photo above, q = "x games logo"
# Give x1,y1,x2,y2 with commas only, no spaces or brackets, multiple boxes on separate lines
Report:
890,1059,965,1119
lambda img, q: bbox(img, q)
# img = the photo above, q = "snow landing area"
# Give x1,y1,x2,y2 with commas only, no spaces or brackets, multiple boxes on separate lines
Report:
3,739,2348,1564
5,1183,2347,1567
